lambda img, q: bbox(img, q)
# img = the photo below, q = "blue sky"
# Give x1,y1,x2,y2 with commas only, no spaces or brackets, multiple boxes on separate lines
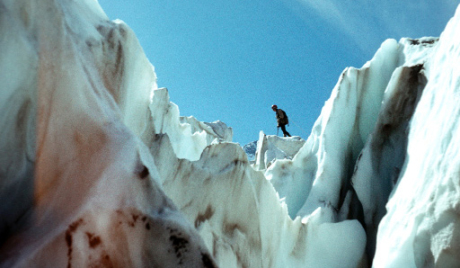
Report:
98,0,459,146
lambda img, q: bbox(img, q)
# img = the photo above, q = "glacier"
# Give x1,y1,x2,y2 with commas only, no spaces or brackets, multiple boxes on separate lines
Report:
1,0,460,267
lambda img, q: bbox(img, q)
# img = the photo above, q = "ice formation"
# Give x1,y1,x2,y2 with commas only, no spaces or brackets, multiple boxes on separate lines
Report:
2,0,460,267
253,131,306,171
0,1,216,267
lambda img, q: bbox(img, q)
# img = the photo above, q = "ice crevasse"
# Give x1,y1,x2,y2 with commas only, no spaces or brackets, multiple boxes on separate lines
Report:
2,0,460,268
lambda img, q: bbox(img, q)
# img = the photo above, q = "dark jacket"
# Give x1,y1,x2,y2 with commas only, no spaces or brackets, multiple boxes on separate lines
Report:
275,109,288,126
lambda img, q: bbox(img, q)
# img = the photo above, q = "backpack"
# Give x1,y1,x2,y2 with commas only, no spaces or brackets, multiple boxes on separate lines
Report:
283,110,289,125
279,109,289,125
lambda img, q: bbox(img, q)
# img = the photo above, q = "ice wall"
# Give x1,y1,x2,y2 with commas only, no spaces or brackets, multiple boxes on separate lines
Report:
373,7,460,267
0,0,216,267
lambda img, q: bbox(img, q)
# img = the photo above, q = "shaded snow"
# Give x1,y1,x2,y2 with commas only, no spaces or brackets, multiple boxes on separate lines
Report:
373,7,460,267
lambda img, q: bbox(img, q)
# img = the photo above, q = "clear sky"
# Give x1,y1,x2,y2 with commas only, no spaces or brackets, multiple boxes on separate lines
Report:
97,0,459,146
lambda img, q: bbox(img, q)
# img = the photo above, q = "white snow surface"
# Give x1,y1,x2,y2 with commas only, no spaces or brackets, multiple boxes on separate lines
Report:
253,131,306,171
2,1,460,268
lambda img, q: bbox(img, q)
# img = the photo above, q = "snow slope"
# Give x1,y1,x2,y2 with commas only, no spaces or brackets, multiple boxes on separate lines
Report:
2,0,460,267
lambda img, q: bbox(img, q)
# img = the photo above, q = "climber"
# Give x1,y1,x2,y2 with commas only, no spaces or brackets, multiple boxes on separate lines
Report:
271,104,291,137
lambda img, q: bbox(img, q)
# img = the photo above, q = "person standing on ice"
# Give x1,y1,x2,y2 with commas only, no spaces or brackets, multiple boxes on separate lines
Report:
271,104,291,137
